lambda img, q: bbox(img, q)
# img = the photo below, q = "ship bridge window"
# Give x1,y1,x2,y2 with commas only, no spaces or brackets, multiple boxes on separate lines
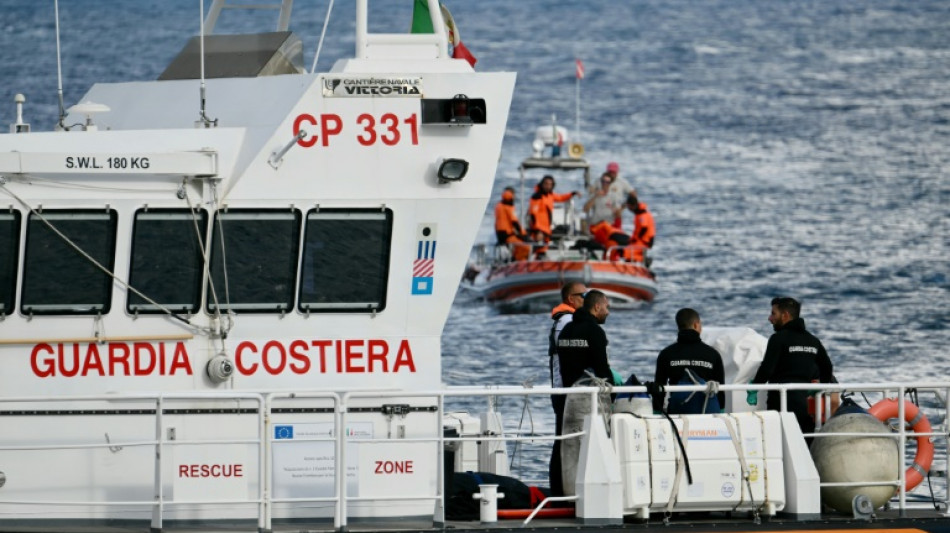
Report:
0,211,21,316
21,210,118,315
298,208,392,313
207,209,300,313
128,209,208,314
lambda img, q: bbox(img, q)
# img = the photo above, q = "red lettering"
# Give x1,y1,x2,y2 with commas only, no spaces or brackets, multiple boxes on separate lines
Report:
31,343,55,377
168,343,192,375
367,339,388,372
134,342,156,375
380,113,400,146
178,464,244,478
312,340,331,372
404,114,419,145
294,113,318,147
289,340,310,374
393,340,416,372
235,341,258,375
320,114,343,146
59,344,80,377
345,339,365,373
356,114,376,146
262,340,287,375
109,342,131,376
82,344,105,377
28,339,416,378
374,460,414,475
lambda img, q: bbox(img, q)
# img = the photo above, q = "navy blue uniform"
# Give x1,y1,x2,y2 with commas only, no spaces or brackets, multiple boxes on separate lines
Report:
556,307,612,387
654,329,725,413
751,318,833,435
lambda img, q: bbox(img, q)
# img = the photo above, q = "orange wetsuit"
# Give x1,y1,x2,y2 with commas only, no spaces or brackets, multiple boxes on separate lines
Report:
623,202,655,262
528,190,574,253
494,199,524,245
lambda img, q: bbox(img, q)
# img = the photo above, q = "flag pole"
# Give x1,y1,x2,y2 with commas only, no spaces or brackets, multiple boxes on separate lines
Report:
575,76,580,144
574,59,584,145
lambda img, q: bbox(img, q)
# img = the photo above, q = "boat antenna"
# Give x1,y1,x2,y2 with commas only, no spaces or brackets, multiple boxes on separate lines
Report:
53,0,67,130
197,0,217,127
310,0,336,73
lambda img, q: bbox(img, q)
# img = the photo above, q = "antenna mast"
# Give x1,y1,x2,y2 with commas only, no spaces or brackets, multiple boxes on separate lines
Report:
197,0,217,127
54,0,66,130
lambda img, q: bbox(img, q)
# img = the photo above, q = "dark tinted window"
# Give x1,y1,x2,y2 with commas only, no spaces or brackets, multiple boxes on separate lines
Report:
299,209,392,312
21,210,117,315
0,211,21,315
208,210,300,313
128,209,208,314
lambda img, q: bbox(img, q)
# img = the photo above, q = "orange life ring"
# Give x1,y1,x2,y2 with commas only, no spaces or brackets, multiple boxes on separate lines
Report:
868,398,934,492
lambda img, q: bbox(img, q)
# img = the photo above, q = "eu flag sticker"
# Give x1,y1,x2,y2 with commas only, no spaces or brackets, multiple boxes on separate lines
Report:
274,425,294,440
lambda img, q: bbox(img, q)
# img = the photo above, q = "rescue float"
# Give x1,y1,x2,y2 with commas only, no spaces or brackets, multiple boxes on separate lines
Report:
0,2,949,533
464,125,658,314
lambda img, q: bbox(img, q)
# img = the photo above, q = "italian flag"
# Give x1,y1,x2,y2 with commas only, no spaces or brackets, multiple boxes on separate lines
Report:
410,0,477,67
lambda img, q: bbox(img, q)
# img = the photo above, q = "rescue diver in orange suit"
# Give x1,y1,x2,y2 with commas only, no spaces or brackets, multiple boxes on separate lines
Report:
494,187,531,261
528,175,578,259
622,192,655,263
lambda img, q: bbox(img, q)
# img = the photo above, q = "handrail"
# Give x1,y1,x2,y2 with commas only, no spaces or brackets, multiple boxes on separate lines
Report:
0,382,947,528
0,391,265,533
355,0,448,60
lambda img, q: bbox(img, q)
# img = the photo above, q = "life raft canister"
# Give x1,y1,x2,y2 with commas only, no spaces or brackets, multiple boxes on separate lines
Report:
868,398,934,492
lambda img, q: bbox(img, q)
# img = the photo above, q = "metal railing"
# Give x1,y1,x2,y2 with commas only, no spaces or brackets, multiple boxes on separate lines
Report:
0,382,947,530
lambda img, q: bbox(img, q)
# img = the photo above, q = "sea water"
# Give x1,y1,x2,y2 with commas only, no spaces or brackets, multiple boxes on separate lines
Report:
2,0,949,481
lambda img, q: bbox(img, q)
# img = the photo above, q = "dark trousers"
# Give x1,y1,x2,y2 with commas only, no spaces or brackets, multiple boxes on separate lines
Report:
767,390,814,446
549,394,566,496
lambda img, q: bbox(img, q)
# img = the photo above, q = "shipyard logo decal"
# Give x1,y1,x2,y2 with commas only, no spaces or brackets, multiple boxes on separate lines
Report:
324,78,343,92
322,76,423,98
412,224,437,295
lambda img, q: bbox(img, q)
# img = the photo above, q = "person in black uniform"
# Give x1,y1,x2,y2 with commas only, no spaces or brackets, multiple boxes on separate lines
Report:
552,290,616,496
748,297,834,437
653,308,725,414
556,290,614,388
547,281,586,496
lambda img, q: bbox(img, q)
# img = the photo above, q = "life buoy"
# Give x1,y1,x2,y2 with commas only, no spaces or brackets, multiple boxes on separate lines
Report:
868,398,934,492
568,142,584,158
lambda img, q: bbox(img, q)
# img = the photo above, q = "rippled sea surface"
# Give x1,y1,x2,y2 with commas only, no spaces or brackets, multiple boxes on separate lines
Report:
3,0,949,480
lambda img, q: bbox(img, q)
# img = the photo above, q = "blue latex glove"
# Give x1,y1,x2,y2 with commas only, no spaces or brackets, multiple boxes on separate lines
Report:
746,390,758,406
611,369,624,386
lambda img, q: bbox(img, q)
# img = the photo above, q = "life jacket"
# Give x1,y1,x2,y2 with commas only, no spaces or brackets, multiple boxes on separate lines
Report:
548,303,574,387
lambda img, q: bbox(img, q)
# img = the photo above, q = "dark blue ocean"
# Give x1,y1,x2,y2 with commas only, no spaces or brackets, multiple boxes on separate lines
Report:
3,0,949,477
